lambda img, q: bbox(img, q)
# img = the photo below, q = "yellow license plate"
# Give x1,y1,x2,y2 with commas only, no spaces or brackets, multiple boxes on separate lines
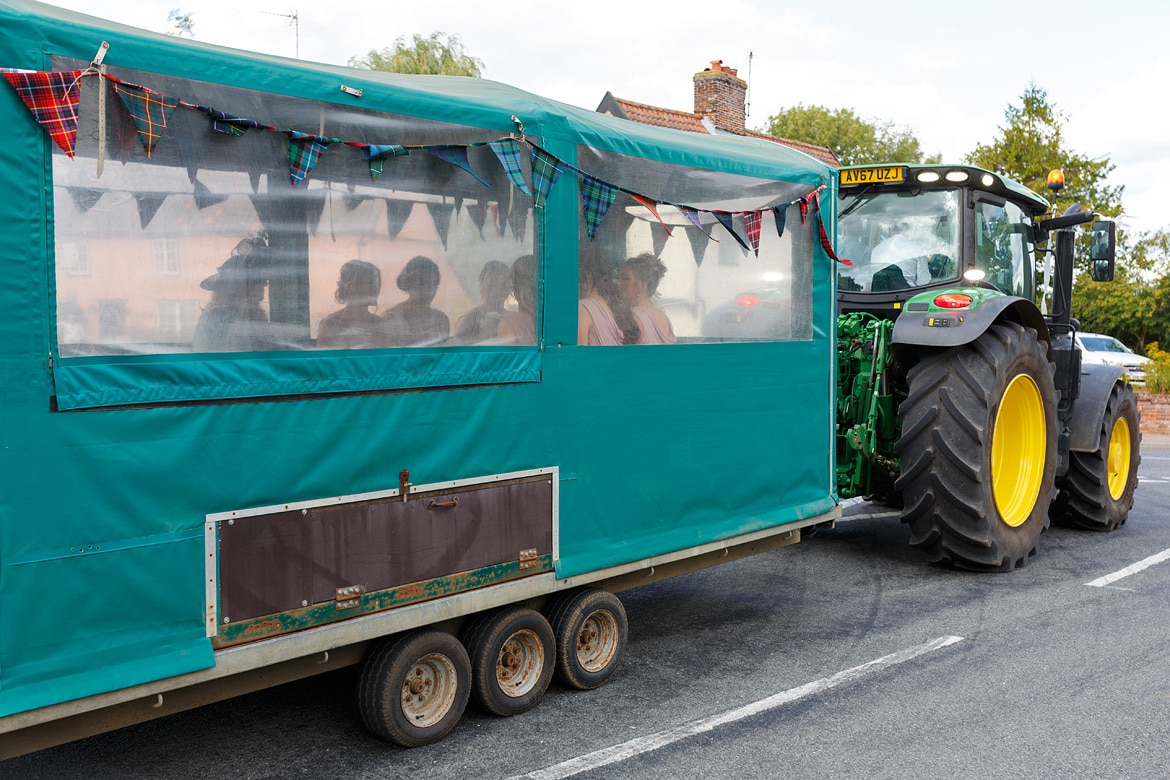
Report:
841,166,904,185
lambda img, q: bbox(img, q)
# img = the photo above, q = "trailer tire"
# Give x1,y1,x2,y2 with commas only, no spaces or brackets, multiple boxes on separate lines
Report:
546,588,627,690
357,629,471,748
1058,381,1140,531
462,606,555,716
895,321,1057,571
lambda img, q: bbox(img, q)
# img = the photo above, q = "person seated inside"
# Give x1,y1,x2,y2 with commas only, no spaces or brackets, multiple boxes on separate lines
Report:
453,260,510,344
618,253,676,344
382,255,449,347
840,222,932,292
578,253,627,345
496,255,537,346
193,237,274,352
317,259,383,349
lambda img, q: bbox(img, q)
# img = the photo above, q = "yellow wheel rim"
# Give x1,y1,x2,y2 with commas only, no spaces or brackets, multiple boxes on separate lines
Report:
1107,416,1132,500
992,373,1046,527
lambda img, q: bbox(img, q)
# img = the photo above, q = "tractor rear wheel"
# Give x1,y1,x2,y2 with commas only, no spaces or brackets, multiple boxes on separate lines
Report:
895,322,1057,571
1058,381,1140,531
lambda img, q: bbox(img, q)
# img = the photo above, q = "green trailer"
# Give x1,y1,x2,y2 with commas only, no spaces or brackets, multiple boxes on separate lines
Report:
0,0,839,755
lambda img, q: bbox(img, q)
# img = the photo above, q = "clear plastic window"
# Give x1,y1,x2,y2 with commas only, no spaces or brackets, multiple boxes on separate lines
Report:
575,154,814,345
51,67,536,357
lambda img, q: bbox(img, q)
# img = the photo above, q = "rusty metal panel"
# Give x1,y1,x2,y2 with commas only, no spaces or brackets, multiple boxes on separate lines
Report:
217,474,553,628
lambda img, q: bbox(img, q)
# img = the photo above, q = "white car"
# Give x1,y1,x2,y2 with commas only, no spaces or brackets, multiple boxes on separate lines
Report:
1075,332,1151,383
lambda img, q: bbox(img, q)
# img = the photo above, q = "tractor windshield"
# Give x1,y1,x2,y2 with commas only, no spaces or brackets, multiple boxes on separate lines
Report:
837,189,960,293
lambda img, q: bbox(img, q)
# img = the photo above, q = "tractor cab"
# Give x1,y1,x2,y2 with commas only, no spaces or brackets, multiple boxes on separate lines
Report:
836,164,1052,317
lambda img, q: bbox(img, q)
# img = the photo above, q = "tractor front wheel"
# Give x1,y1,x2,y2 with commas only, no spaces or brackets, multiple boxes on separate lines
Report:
895,322,1057,571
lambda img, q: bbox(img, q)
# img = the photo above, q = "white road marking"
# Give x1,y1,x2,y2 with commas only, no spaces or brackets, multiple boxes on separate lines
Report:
1086,548,1170,587
510,635,964,780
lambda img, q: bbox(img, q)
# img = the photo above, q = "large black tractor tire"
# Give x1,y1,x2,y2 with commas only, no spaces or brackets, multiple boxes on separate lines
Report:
1058,381,1141,531
894,322,1058,571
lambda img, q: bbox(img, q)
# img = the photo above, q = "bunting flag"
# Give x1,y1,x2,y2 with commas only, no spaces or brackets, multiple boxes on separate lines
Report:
580,174,617,240
713,212,750,253
677,206,716,240
287,131,330,187
488,139,531,195
1,68,85,157
427,201,454,249
685,224,710,267
68,186,103,213
4,67,837,261
772,205,788,239
385,199,414,240
469,199,489,238
358,143,407,181
509,206,529,243
203,107,269,136
631,194,673,237
427,145,491,187
134,192,168,228
651,221,669,257
530,147,563,210
743,210,763,256
110,80,178,158
819,213,852,265
193,179,227,210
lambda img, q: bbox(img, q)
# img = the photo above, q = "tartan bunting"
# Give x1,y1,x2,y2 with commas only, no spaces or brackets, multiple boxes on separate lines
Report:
2,68,85,157
111,80,178,158
488,139,531,195
287,131,329,187
357,143,407,181
530,147,563,210
202,107,269,136
713,211,750,253
772,205,788,239
427,145,490,187
631,194,673,236
579,174,617,240
744,210,762,256
678,206,716,240
819,213,851,265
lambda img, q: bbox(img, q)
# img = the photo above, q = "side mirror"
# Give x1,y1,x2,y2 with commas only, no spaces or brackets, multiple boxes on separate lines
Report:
1089,221,1116,282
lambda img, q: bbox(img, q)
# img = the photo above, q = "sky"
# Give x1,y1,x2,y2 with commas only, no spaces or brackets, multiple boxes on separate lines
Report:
44,0,1170,236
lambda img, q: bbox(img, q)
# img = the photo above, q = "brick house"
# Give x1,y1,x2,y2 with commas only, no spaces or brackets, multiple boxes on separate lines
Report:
597,60,839,167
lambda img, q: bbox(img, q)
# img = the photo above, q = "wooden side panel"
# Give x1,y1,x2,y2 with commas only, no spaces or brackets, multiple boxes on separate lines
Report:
217,475,553,629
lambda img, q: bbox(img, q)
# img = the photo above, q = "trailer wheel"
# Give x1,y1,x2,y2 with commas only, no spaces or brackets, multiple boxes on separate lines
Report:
357,629,471,748
895,322,1057,571
546,588,627,690
1059,381,1141,531
462,606,555,716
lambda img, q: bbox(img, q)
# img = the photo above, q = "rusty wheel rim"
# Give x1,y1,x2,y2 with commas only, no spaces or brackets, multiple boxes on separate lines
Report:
577,610,620,673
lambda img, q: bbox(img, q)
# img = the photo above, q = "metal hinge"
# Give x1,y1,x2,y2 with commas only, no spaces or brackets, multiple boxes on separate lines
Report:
518,548,539,570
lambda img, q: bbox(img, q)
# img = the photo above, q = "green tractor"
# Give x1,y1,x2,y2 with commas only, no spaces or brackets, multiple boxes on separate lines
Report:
835,164,1139,571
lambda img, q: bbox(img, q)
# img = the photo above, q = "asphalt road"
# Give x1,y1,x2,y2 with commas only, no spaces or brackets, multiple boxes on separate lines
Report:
7,445,1170,780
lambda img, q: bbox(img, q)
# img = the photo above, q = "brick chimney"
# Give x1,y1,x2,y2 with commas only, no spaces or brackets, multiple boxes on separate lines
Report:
693,59,747,134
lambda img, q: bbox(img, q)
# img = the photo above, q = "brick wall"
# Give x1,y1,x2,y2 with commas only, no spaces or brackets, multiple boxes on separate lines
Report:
693,61,747,134
1137,391,1170,433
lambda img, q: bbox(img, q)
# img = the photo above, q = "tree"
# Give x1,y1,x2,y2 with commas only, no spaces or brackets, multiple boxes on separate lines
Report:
967,84,1122,218
1073,228,1170,352
166,9,195,38
761,104,937,166
349,32,483,77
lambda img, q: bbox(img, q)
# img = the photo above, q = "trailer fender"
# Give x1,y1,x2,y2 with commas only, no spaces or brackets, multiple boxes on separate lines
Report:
891,295,1050,369
1067,364,1128,452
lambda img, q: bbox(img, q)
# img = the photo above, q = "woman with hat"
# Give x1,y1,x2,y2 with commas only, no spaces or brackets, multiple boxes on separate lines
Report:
192,238,272,352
